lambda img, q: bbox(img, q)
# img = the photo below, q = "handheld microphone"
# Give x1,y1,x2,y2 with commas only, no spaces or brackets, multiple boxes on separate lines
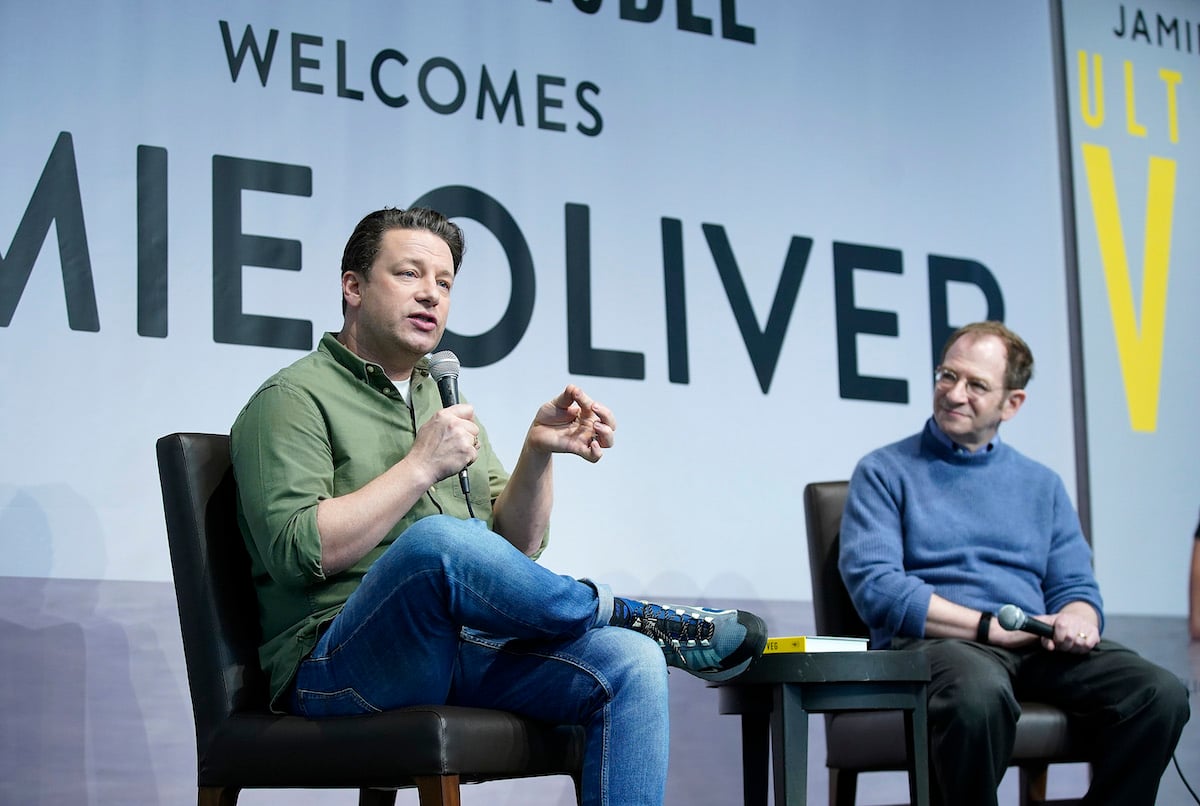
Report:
997,604,1054,639
427,350,471,499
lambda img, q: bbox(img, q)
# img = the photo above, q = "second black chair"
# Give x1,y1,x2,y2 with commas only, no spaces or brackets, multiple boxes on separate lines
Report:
804,480,1087,806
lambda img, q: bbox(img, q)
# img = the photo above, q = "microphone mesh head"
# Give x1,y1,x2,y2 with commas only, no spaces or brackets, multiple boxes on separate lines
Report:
428,350,460,381
997,604,1021,630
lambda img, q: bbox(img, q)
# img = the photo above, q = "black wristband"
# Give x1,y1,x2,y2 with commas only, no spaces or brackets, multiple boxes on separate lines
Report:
976,611,993,644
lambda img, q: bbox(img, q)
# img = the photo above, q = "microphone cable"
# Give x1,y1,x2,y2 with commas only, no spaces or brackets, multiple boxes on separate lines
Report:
998,604,1198,800
1173,751,1200,803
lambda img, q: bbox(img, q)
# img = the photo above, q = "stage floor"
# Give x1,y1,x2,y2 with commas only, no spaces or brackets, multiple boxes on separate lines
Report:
2,578,1197,804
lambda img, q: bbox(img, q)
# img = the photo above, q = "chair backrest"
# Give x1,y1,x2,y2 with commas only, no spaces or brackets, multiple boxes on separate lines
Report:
803,480,870,640
156,432,270,751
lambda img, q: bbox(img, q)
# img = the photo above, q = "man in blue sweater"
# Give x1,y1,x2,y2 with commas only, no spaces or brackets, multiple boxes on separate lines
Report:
838,321,1188,806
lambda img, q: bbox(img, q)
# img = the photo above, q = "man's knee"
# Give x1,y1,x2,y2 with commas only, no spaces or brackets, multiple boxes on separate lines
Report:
936,674,1018,723
1142,664,1190,732
926,646,1019,729
599,629,669,698
382,515,482,564
400,514,477,545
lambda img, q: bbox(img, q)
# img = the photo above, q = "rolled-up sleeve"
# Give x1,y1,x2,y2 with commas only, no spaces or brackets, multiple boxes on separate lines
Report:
231,382,330,587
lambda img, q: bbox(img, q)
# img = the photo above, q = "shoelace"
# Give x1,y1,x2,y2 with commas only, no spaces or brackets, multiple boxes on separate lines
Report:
630,604,715,668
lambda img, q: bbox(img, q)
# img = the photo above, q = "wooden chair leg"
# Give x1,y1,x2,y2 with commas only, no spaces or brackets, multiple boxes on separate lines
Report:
415,774,461,806
1020,764,1049,806
198,786,240,806
359,787,399,805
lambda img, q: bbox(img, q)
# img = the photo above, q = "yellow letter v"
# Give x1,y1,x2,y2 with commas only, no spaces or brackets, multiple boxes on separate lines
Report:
1080,144,1176,432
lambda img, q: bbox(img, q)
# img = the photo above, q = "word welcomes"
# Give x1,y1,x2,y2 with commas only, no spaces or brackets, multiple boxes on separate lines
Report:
220,21,604,137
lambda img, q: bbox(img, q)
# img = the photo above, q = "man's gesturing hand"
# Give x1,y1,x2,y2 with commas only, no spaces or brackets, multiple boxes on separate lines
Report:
527,385,616,462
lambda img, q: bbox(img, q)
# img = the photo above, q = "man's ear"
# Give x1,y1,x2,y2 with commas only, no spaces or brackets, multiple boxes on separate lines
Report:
1000,388,1027,422
342,271,362,308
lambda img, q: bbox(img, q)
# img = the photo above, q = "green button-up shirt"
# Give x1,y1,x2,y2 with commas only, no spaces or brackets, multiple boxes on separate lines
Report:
230,332,536,710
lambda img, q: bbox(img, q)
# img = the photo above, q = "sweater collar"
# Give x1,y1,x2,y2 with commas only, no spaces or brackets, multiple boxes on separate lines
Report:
926,417,1001,456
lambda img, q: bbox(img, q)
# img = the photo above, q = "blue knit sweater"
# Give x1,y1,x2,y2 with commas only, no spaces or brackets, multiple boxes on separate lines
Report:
838,419,1103,648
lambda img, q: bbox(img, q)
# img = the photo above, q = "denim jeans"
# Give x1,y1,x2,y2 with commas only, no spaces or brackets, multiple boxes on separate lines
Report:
291,515,670,806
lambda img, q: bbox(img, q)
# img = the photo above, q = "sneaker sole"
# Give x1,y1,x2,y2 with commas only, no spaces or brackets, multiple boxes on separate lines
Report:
718,610,768,671
688,611,768,682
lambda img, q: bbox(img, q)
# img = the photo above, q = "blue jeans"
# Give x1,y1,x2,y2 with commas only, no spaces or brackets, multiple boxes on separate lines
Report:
291,515,670,806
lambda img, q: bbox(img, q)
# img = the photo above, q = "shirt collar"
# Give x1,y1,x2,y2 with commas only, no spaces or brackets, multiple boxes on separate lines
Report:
319,332,430,398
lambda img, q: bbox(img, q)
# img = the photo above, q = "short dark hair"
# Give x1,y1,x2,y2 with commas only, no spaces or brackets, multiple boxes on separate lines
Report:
940,321,1034,390
341,206,465,278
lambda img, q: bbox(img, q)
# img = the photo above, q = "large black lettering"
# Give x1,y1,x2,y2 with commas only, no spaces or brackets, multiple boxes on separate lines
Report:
677,0,714,36
337,40,365,100
927,254,1004,370
137,146,168,338
219,20,279,86
211,156,313,349
411,186,535,366
418,57,467,115
720,0,756,44
536,0,754,44
703,224,810,394
621,0,663,22
662,217,688,384
0,132,98,331
291,33,323,94
576,82,603,136
833,242,906,403
371,49,409,108
476,67,525,125
564,204,645,379
537,75,568,132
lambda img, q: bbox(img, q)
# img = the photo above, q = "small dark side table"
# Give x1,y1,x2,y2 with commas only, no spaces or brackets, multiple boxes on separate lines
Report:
710,650,931,806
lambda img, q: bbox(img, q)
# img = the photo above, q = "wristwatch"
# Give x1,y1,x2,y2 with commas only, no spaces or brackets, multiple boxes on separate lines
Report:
976,611,993,643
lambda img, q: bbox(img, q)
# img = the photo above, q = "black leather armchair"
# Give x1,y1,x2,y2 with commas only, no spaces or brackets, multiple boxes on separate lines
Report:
804,480,1087,806
156,432,585,806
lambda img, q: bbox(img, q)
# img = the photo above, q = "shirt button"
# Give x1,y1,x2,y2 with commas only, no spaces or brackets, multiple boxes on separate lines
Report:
366,365,375,373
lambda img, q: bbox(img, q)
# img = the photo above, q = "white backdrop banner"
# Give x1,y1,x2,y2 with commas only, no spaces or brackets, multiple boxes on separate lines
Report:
3,2,1082,604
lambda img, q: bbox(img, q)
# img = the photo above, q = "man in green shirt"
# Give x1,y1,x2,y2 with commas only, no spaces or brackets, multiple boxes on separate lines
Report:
230,206,766,806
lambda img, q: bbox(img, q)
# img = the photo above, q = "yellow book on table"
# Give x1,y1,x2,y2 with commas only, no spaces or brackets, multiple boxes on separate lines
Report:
763,635,869,654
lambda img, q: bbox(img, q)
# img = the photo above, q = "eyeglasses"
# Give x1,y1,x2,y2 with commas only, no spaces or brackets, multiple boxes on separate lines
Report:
933,367,1003,399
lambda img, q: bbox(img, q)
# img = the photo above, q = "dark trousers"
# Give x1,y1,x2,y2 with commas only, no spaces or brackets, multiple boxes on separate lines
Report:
892,637,1189,806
